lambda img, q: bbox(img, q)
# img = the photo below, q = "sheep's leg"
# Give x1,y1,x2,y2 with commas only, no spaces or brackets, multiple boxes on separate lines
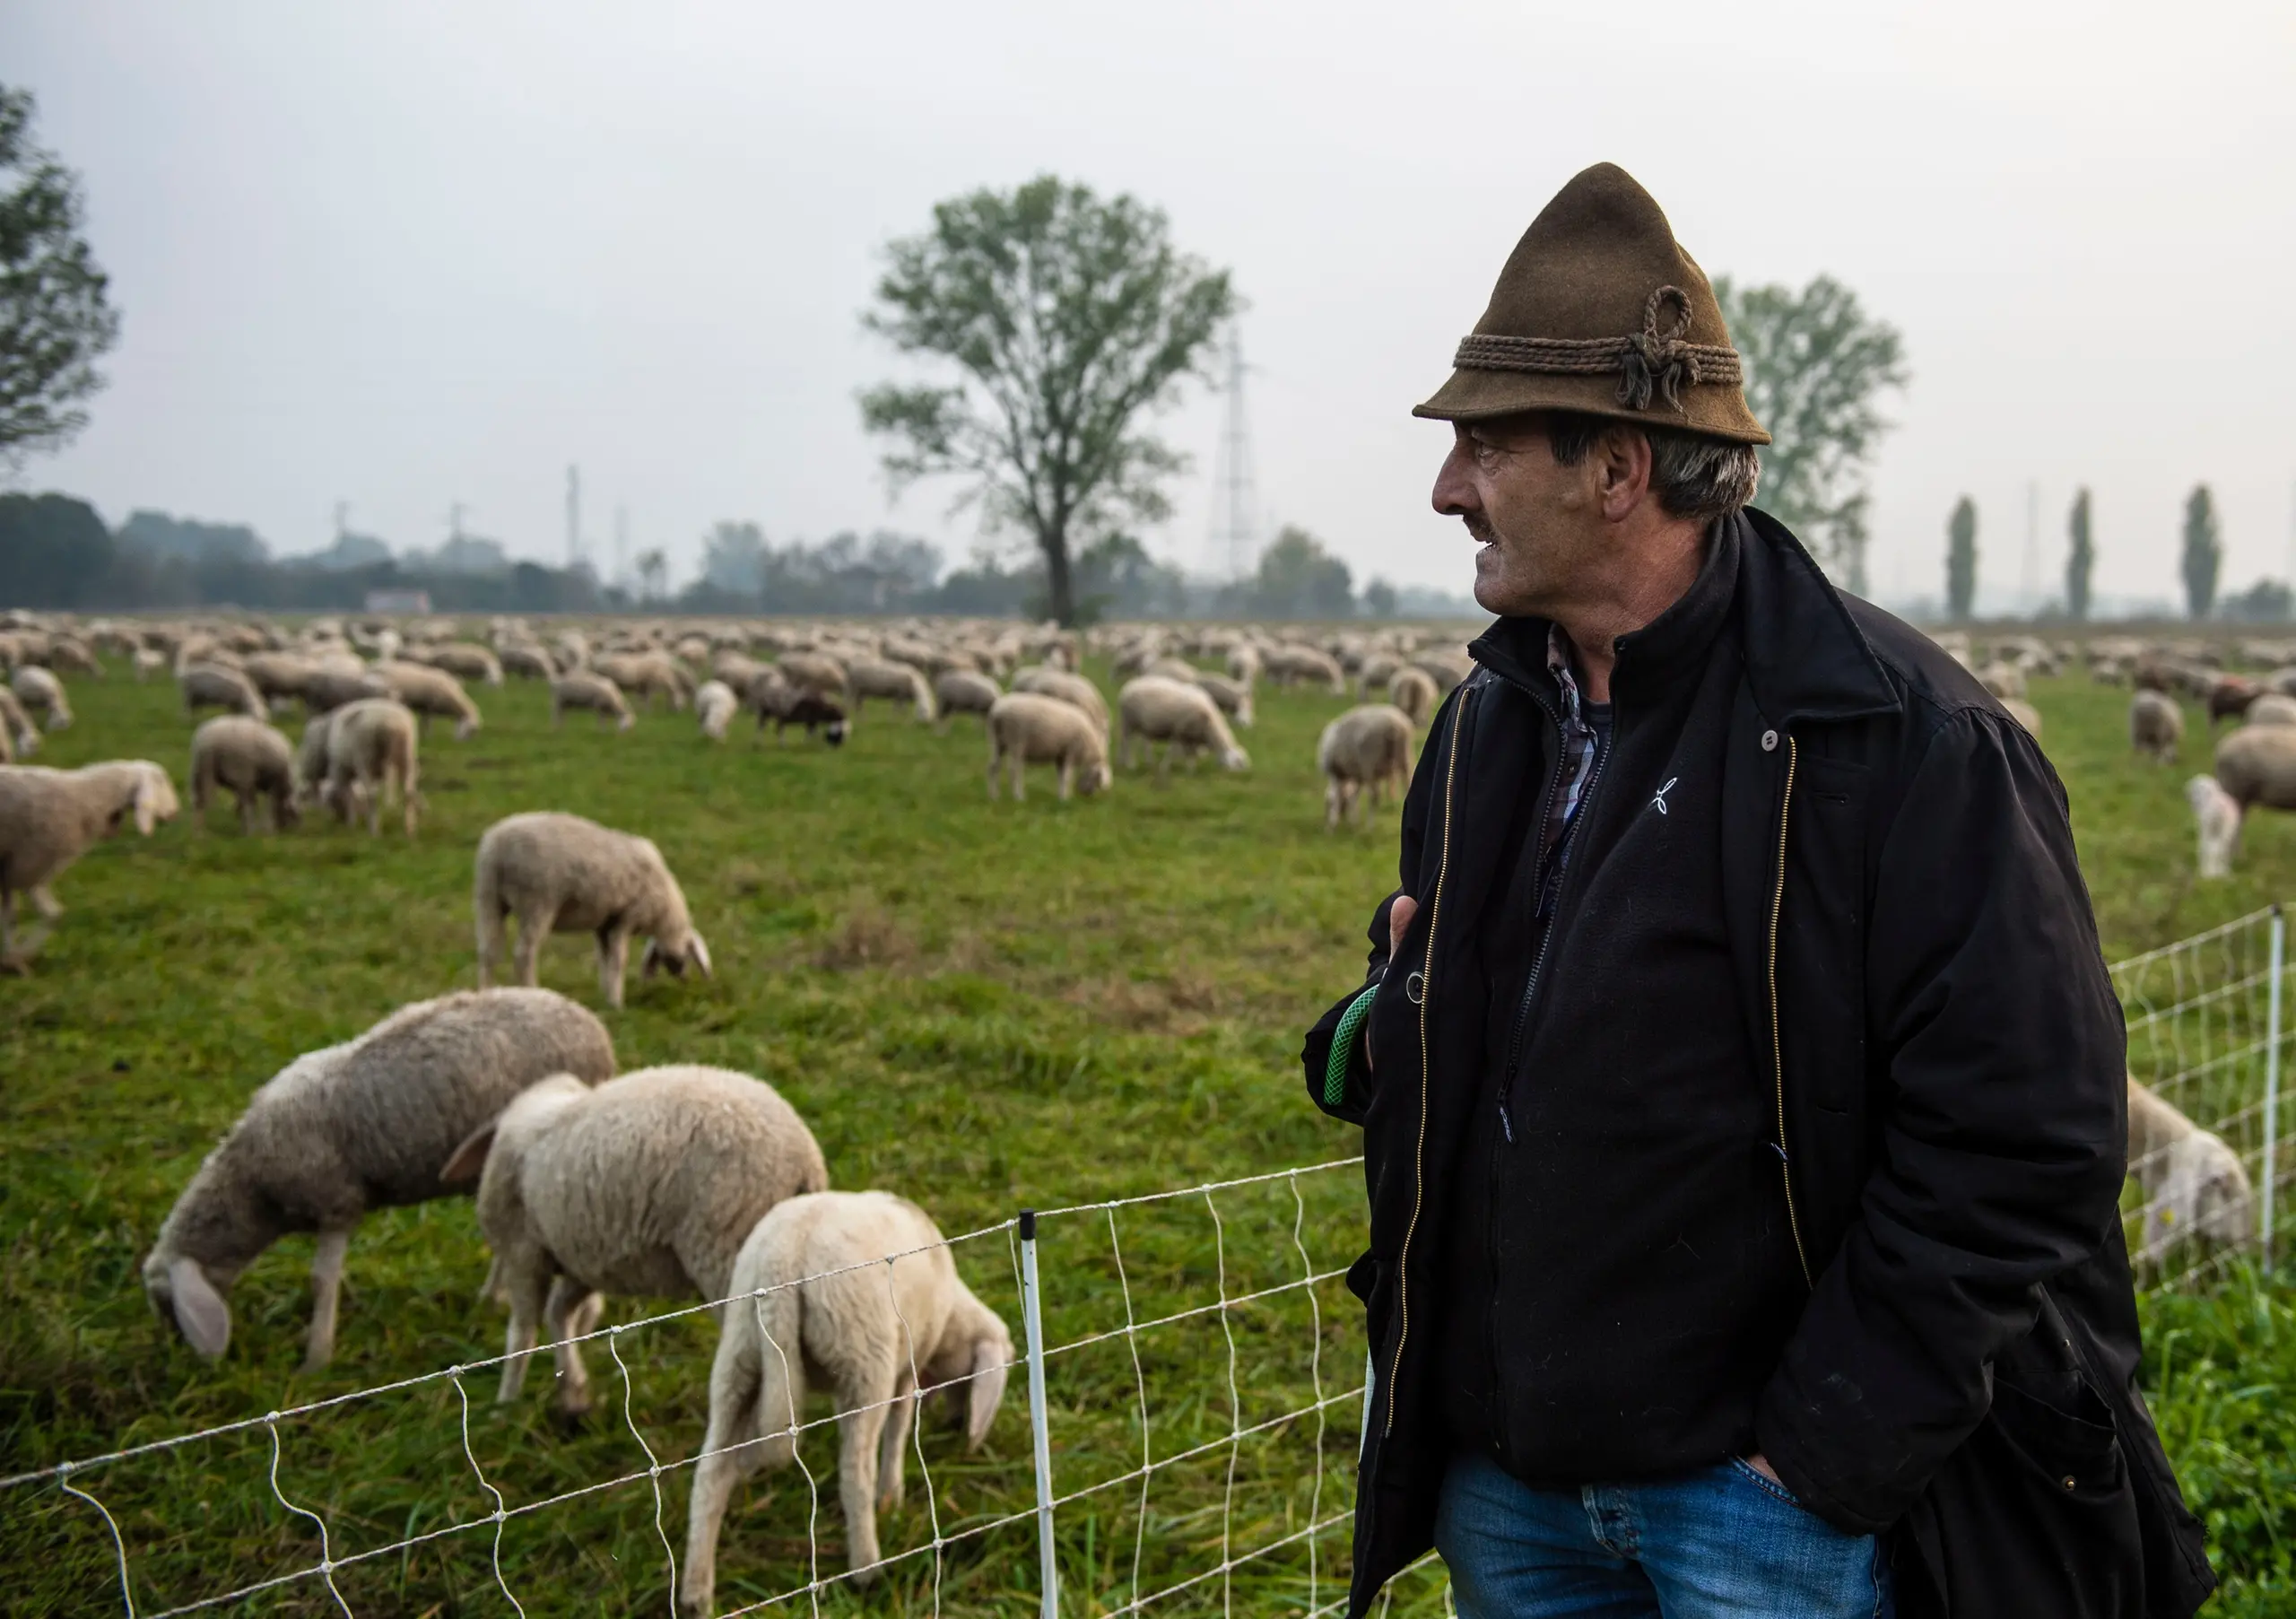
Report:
836,1380,896,1581
498,1259,551,1403
1011,753,1027,802
0,892,17,974
1057,758,1074,801
876,1372,917,1511
598,927,631,1009
513,907,554,987
475,902,505,988
544,1275,597,1416
682,1319,770,1616
30,884,62,920
1325,779,1341,831
238,790,257,835
303,1227,353,1371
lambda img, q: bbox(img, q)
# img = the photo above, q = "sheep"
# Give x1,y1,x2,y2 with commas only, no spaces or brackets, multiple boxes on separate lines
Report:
2130,690,2183,763
421,642,505,686
778,650,848,698
1007,666,1109,735
1144,655,1202,685
681,1191,1013,1607
1225,643,1262,684
1265,644,1345,692
500,643,558,680
848,658,938,725
0,761,179,968
240,651,320,707
695,679,738,741
322,697,421,835
2213,724,2296,816
2246,692,2296,727
596,648,693,710
2187,774,2240,878
474,810,712,1008
750,670,848,746
132,646,167,683
552,669,636,731
1117,675,1249,781
0,685,37,759
1977,661,2027,702
1999,697,2044,740
178,661,266,720
1319,704,1415,829
301,666,392,714
12,664,73,730
987,692,1113,802
1387,666,1439,727
2126,1075,2253,1261
933,668,1001,730
142,988,614,1368
190,717,300,834
1190,670,1256,728
440,1065,829,1416
373,660,483,739
2207,675,2261,726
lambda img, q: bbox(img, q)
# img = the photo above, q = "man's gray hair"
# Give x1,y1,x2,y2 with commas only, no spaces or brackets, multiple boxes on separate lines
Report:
1544,413,1761,523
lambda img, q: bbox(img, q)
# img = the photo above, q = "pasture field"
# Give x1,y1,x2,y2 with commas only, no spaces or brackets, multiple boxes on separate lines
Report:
1,657,2292,1615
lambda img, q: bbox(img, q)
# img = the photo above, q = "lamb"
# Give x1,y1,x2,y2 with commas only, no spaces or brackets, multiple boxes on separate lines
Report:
178,661,266,720
987,692,1113,802
695,679,738,741
321,697,421,835
2126,1075,2253,1260
2187,775,2240,878
373,660,483,739
0,685,36,760
440,1065,829,1416
1319,704,1414,829
848,658,938,725
681,1192,1013,1607
1007,666,1109,735
2129,690,2182,763
1387,666,1439,727
190,717,300,833
552,669,636,731
474,810,712,1008
142,988,614,1368
933,668,1001,730
12,664,73,730
1117,675,1249,780
0,760,179,968
2213,724,2296,815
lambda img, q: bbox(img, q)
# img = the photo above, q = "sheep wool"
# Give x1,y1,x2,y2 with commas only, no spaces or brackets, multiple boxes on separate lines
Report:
987,692,1113,802
190,716,300,834
474,810,712,1008
2126,1075,2253,1258
0,760,178,966
1318,704,1414,829
1118,675,1250,780
551,670,634,731
694,679,738,741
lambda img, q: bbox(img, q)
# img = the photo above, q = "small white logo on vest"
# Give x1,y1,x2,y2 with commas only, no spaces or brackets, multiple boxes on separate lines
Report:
1651,777,1678,815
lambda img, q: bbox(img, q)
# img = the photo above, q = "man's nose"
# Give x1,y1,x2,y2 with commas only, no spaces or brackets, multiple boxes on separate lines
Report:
1431,440,1479,518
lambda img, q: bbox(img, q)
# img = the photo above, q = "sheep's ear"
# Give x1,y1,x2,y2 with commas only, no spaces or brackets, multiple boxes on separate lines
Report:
133,772,161,836
966,1336,1010,1451
169,1258,231,1358
439,1122,497,1186
688,935,713,979
640,939,664,979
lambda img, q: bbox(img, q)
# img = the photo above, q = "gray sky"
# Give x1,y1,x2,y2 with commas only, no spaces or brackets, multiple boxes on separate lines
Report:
6,1,2292,610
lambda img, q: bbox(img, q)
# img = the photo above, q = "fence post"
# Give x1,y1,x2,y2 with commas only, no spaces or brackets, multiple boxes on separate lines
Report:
1020,1210,1058,1618
2266,907,2284,1266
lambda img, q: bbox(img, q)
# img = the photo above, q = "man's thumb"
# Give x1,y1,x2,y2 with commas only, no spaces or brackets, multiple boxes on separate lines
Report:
1388,894,1420,959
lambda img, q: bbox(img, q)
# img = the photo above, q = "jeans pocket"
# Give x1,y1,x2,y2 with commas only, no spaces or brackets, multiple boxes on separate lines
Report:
1729,1456,1816,1515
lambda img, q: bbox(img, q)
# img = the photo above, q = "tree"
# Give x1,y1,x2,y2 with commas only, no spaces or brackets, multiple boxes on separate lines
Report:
700,520,768,600
1712,274,1906,594
0,490,112,605
636,547,667,601
2181,484,2222,621
2221,579,2291,622
2065,488,2094,622
859,176,1235,626
1945,497,1978,621
1362,577,1399,618
1252,525,1354,619
0,87,120,461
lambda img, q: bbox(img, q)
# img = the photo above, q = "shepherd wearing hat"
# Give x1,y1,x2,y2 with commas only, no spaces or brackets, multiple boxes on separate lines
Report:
1305,164,2213,1619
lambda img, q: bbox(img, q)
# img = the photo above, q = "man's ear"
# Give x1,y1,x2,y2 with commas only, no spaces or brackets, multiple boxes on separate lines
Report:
1596,424,1655,523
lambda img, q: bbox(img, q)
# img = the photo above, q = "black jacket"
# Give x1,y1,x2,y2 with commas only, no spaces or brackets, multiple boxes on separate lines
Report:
1303,511,2214,1619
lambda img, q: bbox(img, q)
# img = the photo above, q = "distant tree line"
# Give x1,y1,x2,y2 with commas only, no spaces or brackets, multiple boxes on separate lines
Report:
1938,480,2272,623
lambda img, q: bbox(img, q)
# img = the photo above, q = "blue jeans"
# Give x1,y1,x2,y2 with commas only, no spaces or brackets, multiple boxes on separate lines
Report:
1435,1452,1893,1618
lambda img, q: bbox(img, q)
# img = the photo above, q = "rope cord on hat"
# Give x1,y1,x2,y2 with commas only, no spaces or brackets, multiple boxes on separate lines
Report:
1450,285,1741,413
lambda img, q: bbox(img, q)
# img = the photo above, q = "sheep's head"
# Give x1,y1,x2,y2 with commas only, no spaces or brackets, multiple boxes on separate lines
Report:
455,715,482,741
823,720,848,746
143,1250,233,1359
926,1294,1014,1451
1079,761,1113,796
1218,744,1251,772
643,930,713,981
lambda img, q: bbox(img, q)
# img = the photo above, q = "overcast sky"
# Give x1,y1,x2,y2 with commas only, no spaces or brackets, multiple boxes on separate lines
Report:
5,1,2292,610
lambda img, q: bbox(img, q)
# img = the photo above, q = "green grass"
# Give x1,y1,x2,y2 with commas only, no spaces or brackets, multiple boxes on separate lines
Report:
0,659,2288,1615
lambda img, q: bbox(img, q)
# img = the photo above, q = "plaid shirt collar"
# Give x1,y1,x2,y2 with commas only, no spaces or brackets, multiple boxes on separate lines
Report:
1542,624,1604,859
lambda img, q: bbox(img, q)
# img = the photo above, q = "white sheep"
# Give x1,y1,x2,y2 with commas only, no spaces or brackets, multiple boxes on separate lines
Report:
500,643,558,681
1190,671,1255,728
987,692,1113,802
132,646,167,683
422,642,506,686
474,810,712,1008
1007,666,1109,735
681,1191,1013,1608
0,761,178,968
2187,775,2240,878
1977,661,2027,702
190,716,300,834
322,697,421,835
595,649,693,710
695,679,738,741
373,660,483,739
1117,675,1249,780
0,685,36,760
551,670,635,731
1387,666,1438,727
2246,692,2296,727
143,988,614,1367
1999,697,2044,740
848,659,938,725
2130,690,2183,763
441,1065,829,1415
933,668,1001,731
1319,704,1415,829
11,664,72,730
2214,724,2296,816
2126,1075,2253,1261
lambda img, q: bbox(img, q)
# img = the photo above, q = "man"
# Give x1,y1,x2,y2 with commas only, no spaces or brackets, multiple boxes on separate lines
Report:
1303,163,2213,1619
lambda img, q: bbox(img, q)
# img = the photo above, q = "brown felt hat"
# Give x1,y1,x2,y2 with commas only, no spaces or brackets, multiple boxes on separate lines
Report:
1414,162,1769,445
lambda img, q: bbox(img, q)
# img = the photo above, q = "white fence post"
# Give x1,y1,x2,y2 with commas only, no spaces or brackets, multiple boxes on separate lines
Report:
1020,1209,1058,1618
2265,906,2284,1266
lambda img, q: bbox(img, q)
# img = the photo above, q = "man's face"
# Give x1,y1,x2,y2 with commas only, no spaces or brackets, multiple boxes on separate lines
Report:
1431,416,1604,619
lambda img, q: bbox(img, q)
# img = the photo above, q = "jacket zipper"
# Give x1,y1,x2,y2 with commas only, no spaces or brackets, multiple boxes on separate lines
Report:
1385,681,1473,1437
1768,734,1813,1287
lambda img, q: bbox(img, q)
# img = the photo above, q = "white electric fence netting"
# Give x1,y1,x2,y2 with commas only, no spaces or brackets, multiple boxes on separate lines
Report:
9,1158,1458,1617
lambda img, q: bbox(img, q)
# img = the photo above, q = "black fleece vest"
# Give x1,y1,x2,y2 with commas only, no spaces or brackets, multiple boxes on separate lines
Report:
1438,532,1806,1484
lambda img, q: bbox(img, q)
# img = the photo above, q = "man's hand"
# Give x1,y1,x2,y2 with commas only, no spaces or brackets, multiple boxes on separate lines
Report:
1744,1452,1783,1485
1388,894,1419,961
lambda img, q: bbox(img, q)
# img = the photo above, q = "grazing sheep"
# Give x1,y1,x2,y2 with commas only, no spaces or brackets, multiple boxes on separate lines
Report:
422,643,506,686
1319,704,1414,829
595,649,694,711
751,670,848,745
0,686,37,759
987,692,1113,802
1144,655,1202,684
2208,675,2260,726
2213,724,2296,816
1007,666,1109,735
1117,675,1249,781
190,717,300,834
12,665,73,730
933,668,1001,730
474,811,712,1008
1225,643,1263,684
1265,644,1345,692
322,698,421,835
301,666,391,714
1977,661,2026,702
132,646,167,683
240,651,320,707
682,1192,1013,1606
143,989,614,1368
178,662,265,720
1387,666,1439,727
1409,651,1474,694
2130,690,2183,763
848,658,938,725
374,660,483,739
2246,692,2296,727
1999,697,2044,740
2126,1076,2253,1260
0,761,180,968
695,679,738,741
778,650,848,698
500,643,558,681
2187,775,2240,878
441,1065,829,1415
1190,671,1256,728
552,670,636,731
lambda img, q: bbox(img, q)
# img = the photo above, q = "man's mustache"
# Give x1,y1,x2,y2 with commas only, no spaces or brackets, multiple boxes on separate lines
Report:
1463,513,1498,544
